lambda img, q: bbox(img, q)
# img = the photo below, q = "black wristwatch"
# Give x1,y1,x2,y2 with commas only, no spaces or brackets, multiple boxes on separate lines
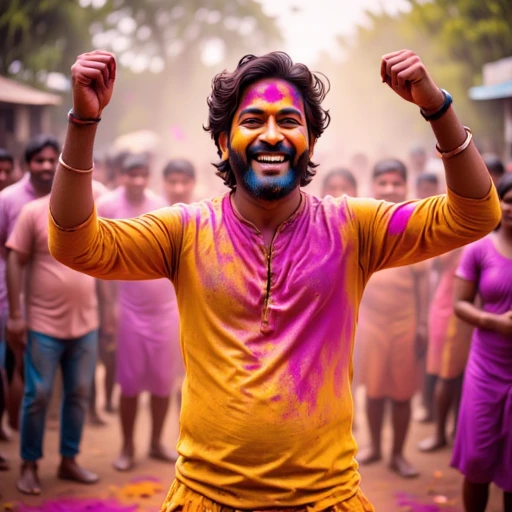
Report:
420,89,453,122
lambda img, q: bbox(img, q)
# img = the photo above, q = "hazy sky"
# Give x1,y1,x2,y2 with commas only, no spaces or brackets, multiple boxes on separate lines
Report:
257,0,410,63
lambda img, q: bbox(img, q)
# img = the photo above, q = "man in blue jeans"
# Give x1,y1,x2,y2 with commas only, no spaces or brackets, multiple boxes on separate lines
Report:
6,191,100,495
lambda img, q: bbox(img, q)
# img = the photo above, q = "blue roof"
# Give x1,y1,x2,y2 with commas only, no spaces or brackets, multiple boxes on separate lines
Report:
469,80,512,100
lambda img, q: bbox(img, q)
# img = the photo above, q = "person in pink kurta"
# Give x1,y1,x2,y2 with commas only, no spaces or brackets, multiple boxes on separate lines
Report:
7,194,100,494
0,136,61,436
96,154,180,471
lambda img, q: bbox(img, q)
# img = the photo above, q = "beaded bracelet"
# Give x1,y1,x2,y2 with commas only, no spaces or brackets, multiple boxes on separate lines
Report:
58,153,94,174
435,127,473,160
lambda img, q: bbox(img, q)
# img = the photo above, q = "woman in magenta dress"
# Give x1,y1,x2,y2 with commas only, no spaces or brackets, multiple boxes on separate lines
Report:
452,172,512,512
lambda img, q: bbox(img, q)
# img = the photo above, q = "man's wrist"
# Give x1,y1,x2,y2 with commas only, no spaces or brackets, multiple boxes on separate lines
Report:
9,311,22,320
420,89,452,121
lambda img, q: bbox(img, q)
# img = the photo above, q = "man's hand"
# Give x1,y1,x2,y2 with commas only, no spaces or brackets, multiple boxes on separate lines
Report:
71,50,116,119
381,50,444,113
6,316,27,355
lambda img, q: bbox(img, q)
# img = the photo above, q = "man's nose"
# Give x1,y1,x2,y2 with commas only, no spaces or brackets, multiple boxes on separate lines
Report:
260,117,284,146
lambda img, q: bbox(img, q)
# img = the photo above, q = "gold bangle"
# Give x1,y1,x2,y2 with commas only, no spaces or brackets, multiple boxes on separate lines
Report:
435,126,473,159
58,153,94,174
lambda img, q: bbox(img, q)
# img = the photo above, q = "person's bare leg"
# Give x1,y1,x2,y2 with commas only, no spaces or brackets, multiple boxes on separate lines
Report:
7,361,24,431
103,348,116,414
358,397,385,464
0,369,10,441
463,479,489,512
149,395,177,462
16,461,41,495
417,372,437,423
113,395,138,471
88,377,107,426
418,377,453,451
390,399,418,478
504,492,512,512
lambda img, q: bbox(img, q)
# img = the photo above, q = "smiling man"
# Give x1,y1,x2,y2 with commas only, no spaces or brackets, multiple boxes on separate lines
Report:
48,50,500,511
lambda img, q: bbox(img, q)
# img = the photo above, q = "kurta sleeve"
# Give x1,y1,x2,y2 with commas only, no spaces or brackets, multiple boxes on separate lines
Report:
48,205,185,282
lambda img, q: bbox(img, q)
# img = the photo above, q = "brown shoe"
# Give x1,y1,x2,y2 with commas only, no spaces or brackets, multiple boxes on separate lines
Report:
58,459,99,484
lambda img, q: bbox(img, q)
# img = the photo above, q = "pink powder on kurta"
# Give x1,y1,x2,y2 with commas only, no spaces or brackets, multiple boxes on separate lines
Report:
388,203,417,235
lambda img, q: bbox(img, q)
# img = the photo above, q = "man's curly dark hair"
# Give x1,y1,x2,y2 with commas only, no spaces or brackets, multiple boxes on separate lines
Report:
204,52,331,190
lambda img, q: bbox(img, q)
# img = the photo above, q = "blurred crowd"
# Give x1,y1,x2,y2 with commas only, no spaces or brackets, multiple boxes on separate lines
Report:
0,134,511,505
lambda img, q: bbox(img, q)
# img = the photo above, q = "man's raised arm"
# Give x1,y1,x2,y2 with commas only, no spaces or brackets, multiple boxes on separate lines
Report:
381,49,492,199
50,51,116,228
49,51,180,283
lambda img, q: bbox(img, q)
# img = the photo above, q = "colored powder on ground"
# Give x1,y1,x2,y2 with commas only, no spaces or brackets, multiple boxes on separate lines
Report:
13,498,139,512
110,479,164,499
395,492,458,512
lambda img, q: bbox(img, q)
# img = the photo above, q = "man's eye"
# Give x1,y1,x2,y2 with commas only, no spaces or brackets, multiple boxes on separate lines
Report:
279,118,299,126
242,118,262,126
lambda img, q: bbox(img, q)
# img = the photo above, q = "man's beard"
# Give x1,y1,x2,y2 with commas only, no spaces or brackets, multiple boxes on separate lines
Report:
229,142,309,201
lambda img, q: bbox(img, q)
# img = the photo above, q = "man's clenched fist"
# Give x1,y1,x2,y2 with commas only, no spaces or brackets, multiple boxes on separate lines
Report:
381,50,445,114
71,50,116,120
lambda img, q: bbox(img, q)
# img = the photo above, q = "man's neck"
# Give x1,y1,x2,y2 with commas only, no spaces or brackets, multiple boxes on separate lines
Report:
29,176,51,197
232,187,302,244
124,188,145,205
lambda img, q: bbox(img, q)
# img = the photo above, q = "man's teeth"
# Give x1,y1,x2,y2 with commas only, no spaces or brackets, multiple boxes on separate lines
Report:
255,155,285,163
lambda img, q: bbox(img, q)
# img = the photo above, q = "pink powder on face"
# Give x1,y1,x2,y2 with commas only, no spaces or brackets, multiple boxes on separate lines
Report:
240,80,303,110
262,82,285,103
388,203,417,235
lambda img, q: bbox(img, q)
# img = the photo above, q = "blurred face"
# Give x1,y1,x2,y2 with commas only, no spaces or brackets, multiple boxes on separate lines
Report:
322,176,356,198
222,78,313,201
28,146,58,191
122,166,149,201
416,180,439,199
164,173,195,205
372,170,407,203
0,160,14,191
501,188,512,229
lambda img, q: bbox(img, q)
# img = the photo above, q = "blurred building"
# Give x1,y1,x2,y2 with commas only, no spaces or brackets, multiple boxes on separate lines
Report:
0,75,61,155
469,56,512,162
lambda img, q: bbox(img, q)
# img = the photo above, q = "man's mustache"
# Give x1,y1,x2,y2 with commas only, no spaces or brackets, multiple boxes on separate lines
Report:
247,142,295,161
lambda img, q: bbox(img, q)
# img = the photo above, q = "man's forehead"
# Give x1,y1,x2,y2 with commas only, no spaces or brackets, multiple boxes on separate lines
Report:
239,79,303,110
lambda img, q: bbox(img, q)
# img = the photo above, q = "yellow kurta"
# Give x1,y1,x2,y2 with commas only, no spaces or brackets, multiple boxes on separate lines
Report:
48,187,499,511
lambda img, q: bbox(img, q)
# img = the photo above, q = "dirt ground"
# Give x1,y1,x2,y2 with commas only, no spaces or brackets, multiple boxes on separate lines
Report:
0,375,504,512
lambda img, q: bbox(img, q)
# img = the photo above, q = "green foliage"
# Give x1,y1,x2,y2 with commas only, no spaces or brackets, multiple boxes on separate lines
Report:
0,0,100,77
0,0,279,78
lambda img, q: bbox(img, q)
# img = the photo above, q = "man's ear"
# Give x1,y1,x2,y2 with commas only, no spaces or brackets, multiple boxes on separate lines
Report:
219,132,229,160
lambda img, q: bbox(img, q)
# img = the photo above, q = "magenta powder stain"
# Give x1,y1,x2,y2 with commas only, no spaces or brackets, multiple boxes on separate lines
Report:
261,82,285,103
394,492,459,512
387,203,416,235
15,498,139,512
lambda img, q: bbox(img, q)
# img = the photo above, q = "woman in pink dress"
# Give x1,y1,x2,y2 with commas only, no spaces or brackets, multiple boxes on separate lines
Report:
452,173,512,511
